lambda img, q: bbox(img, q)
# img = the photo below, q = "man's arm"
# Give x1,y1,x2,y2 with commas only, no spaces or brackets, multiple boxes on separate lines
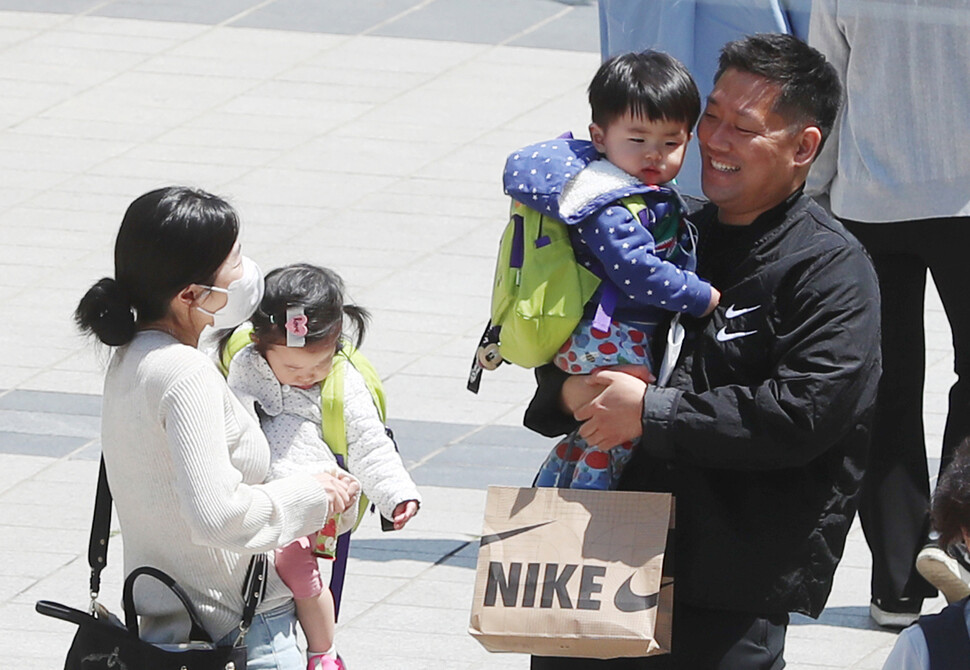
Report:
523,364,581,437
640,243,881,470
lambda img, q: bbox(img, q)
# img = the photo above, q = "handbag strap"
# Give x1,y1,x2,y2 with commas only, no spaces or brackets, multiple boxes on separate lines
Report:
87,458,112,599
90,457,267,640
123,565,213,641
239,552,268,641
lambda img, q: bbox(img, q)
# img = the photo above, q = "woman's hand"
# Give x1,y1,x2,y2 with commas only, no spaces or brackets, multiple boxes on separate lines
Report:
391,500,419,530
314,471,360,515
574,369,648,449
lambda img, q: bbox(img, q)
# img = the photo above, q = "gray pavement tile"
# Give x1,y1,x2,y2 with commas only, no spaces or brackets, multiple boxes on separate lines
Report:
347,536,470,562
372,0,570,46
456,423,555,450
230,0,419,34
389,417,477,462
437,551,478,570
508,1,600,52
526,6,600,44
92,0,262,25
0,389,100,416
68,440,101,461
0,0,102,12
429,442,548,470
384,574,474,608
411,460,537,488
0,431,91,457
0,410,99,439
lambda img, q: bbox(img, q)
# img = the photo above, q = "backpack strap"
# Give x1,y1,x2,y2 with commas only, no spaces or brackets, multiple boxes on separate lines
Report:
918,596,970,669
320,343,392,622
320,343,387,530
219,325,256,376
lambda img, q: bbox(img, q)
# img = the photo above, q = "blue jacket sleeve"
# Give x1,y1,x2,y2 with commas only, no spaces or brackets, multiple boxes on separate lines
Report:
576,205,713,318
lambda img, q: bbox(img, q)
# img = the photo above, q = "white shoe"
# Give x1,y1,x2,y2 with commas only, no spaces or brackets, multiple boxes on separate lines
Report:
869,598,921,629
916,544,970,604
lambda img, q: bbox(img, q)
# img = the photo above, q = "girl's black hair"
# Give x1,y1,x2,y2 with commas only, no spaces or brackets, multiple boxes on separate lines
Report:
249,263,369,352
588,50,701,131
75,186,239,346
932,437,970,549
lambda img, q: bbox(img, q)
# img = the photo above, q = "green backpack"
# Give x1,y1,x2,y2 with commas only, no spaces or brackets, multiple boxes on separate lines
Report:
469,196,656,392
490,199,602,368
219,326,388,532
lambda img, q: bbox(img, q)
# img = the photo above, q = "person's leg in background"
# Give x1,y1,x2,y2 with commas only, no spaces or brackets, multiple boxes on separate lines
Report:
913,217,970,603
845,220,937,626
925,217,970,474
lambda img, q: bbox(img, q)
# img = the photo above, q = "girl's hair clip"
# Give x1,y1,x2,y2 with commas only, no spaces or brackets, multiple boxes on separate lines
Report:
284,306,307,348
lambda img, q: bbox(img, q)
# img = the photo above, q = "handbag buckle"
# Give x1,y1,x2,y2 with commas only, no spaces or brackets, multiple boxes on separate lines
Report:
234,622,250,648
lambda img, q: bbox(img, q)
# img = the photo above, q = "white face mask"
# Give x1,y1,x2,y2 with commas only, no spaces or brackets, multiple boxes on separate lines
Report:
196,256,264,330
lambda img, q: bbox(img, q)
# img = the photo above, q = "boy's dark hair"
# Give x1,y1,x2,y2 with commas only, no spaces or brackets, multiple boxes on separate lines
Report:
75,186,239,346
250,263,369,351
716,33,842,153
588,50,701,131
932,437,970,549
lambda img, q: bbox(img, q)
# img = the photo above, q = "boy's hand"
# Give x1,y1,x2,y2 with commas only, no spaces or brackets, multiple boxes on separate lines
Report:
702,286,722,317
391,500,419,530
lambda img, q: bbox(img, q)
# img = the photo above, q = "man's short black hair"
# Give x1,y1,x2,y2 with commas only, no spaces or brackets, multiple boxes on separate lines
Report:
716,33,842,152
589,50,701,131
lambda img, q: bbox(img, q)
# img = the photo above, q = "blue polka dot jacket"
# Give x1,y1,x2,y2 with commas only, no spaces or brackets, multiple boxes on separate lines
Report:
504,137,714,328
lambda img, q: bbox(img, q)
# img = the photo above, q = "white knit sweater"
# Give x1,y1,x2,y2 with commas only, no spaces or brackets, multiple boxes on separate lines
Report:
100,331,332,643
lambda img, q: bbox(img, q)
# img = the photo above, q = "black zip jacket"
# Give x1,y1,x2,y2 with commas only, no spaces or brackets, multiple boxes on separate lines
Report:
525,190,880,618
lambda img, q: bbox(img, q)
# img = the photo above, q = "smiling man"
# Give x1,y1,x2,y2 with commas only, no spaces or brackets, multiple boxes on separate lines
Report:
526,34,881,669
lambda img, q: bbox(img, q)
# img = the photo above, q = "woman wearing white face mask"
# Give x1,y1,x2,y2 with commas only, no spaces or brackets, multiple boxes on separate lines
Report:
75,186,360,670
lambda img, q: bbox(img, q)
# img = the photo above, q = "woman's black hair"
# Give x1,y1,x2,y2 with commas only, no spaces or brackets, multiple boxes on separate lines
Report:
588,50,701,131
932,437,970,549
249,263,369,352
74,186,239,346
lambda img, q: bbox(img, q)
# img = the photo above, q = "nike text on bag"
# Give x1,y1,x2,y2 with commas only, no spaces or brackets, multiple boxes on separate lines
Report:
469,486,674,658
490,202,601,368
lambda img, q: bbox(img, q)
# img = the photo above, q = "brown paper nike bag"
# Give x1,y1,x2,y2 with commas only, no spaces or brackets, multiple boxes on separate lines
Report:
469,486,674,658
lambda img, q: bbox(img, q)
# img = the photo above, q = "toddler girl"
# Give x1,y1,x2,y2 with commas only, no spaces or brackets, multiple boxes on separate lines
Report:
224,263,421,670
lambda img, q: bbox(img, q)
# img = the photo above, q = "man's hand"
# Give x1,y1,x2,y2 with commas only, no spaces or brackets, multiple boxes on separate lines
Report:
562,365,654,414
574,369,647,448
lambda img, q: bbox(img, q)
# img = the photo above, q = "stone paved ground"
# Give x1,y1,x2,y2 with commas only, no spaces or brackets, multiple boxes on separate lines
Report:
0,1,956,668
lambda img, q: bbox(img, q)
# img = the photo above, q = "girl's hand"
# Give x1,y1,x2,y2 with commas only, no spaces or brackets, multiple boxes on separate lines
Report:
314,471,360,515
391,500,419,530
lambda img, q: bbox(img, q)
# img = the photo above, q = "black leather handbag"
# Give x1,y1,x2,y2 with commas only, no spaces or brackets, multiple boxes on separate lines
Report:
36,459,268,670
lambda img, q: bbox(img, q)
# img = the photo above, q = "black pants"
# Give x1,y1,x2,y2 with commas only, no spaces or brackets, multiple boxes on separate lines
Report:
845,217,970,603
530,603,788,669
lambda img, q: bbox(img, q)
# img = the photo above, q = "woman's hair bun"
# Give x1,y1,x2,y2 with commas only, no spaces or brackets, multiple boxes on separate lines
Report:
75,277,137,346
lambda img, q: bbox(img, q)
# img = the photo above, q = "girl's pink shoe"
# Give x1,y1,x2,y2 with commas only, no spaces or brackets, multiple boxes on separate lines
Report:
307,653,344,670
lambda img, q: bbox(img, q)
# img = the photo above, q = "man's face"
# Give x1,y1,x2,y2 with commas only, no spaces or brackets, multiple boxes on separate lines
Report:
696,68,811,225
